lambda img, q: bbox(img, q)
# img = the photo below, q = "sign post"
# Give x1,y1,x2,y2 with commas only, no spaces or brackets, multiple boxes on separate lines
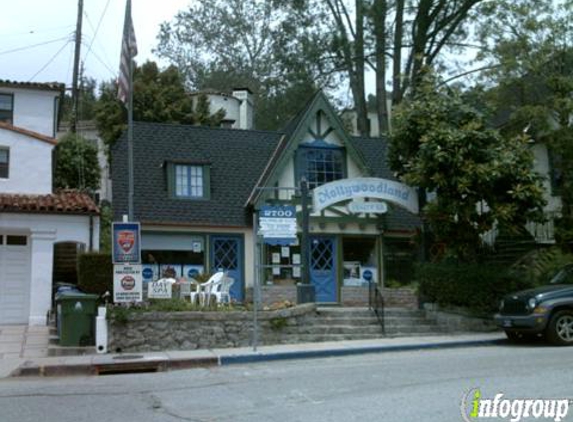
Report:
112,222,142,303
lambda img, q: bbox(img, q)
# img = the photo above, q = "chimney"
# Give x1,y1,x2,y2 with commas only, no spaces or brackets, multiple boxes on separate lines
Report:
232,88,254,130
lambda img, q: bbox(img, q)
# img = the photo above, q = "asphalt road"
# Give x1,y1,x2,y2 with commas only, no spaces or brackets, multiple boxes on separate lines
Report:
1,341,573,422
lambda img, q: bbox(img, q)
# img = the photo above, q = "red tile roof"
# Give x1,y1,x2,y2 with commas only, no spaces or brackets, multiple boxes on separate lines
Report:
0,191,99,215
0,122,57,145
0,80,64,92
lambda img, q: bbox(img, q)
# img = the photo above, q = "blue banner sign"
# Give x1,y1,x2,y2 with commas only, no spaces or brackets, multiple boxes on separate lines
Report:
112,222,141,264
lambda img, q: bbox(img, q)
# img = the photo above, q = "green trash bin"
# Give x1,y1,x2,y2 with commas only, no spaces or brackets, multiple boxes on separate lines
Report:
56,291,99,347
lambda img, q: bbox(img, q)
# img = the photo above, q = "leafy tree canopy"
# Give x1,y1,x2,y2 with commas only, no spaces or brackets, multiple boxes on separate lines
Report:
155,0,337,130
473,0,573,250
54,132,100,191
389,75,546,261
94,60,225,151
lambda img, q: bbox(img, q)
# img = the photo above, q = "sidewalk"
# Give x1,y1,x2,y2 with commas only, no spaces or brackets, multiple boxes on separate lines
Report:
1,332,505,379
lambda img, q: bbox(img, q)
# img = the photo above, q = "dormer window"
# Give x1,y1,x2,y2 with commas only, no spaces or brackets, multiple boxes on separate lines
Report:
167,162,210,200
0,147,9,178
0,94,13,124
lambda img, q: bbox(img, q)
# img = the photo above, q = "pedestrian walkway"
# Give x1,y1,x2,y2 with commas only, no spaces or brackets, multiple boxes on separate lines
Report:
0,331,505,379
0,325,50,359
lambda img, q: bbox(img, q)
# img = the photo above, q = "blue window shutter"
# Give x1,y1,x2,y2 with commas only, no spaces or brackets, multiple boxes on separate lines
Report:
203,165,211,199
166,162,175,198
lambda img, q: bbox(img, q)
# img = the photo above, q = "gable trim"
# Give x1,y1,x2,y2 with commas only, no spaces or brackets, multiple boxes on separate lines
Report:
246,91,371,206
0,122,57,145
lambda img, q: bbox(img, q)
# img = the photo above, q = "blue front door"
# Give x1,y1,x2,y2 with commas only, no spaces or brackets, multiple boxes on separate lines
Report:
310,236,337,303
210,235,244,301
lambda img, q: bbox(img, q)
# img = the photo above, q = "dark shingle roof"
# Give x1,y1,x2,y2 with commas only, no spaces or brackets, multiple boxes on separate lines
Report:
349,136,421,232
112,122,283,227
112,121,419,232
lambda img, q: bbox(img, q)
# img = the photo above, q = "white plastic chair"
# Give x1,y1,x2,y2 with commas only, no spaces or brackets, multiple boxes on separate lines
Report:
198,272,225,307
178,280,198,302
212,276,235,305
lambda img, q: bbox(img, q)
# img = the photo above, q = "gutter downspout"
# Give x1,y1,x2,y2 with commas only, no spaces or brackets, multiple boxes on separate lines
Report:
89,214,94,251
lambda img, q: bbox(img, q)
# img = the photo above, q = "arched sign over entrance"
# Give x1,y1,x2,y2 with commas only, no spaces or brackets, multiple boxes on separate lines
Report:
312,177,419,214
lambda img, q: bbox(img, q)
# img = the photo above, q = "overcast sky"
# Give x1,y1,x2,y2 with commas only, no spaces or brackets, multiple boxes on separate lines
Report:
0,0,191,87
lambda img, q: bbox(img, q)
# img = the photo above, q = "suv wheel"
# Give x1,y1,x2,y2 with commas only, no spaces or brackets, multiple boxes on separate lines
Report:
547,310,573,345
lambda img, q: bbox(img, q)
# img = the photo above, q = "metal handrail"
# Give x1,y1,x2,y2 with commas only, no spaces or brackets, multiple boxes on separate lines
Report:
368,282,385,334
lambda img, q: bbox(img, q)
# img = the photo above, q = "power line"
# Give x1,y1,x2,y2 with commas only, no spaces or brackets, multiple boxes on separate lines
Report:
81,40,117,79
82,9,115,76
83,0,111,64
0,25,75,38
28,39,73,82
0,35,72,56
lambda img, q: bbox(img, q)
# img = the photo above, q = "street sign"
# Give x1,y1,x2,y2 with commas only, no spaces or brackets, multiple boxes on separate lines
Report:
113,264,143,303
258,205,298,245
112,222,141,264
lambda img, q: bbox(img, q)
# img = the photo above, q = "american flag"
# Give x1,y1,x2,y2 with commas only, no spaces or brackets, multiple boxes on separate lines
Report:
117,0,138,104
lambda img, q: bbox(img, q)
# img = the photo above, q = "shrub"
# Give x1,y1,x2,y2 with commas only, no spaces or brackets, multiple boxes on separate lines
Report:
513,247,573,286
77,252,113,295
417,262,535,315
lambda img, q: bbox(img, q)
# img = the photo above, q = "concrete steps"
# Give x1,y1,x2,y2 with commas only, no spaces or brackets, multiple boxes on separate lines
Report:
47,322,96,357
267,306,445,345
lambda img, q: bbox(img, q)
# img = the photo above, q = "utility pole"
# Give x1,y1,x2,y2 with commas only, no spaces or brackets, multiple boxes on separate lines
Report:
70,0,84,134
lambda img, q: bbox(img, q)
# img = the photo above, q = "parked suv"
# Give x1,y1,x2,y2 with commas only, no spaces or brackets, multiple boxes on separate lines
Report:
495,264,573,345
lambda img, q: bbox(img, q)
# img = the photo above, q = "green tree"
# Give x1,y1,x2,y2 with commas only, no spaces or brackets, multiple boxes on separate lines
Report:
54,132,100,191
60,75,98,124
94,61,225,151
389,75,546,261
322,0,485,135
474,0,573,250
155,0,336,130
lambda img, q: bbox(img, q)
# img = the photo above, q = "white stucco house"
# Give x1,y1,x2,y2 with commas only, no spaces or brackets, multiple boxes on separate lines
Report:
0,80,100,325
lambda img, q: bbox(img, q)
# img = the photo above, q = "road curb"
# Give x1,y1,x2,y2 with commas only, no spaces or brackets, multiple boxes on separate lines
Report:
11,356,219,377
220,338,505,365
8,337,504,377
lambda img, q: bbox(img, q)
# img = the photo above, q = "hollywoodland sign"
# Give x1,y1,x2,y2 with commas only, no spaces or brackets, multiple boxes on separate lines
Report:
312,177,418,214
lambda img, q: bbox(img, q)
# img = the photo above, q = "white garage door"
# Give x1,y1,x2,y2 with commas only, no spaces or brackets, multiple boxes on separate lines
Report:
0,234,31,324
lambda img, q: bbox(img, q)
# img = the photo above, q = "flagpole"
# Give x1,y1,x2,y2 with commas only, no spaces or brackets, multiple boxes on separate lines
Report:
127,49,134,222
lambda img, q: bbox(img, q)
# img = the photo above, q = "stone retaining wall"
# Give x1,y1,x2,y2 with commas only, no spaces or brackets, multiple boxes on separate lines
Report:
423,304,498,332
339,286,418,308
383,288,418,309
108,303,316,353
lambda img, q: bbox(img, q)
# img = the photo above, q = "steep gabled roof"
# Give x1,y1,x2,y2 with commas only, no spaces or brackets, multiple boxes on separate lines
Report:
112,122,283,227
246,91,371,206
